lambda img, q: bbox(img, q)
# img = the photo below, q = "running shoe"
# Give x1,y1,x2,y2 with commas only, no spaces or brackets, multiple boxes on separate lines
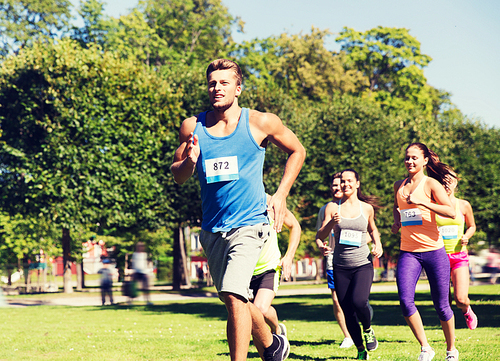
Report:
418,347,435,361
278,322,287,337
356,349,369,360
445,349,459,361
463,306,478,330
339,337,354,349
363,328,378,351
263,334,290,361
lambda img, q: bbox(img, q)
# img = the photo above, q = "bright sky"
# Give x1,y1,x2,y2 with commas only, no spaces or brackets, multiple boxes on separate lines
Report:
74,0,500,129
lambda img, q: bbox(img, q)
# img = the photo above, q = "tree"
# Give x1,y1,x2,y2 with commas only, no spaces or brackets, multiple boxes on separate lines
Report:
336,26,439,117
235,28,368,101
439,116,500,249
0,38,184,291
100,0,241,67
0,213,59,287
140,0,241,64
71,0,112,48
0,0,72,57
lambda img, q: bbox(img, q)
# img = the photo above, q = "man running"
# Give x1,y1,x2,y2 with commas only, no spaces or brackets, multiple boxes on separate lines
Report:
171,59,306,361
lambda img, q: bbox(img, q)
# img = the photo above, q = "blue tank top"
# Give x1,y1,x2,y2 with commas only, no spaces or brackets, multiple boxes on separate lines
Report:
194,108,268,232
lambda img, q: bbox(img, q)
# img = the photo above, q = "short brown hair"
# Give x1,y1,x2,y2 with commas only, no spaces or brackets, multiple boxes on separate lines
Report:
206,59,243,86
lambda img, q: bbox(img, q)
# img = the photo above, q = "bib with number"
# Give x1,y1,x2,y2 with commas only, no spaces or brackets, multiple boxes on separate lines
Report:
339,229,363,247
401,208,423,227
205,156,239,183
438,225,459,240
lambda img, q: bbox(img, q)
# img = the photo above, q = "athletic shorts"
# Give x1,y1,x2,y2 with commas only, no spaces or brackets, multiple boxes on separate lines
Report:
200,223,270,302
249,268,281,300
448,251,469,271
326,269,336,290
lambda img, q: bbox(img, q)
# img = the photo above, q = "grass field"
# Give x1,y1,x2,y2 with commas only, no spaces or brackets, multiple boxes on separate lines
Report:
0,284,498,360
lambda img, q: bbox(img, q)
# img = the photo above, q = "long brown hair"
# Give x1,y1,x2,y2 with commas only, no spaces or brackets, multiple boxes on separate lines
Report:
406,143,456,189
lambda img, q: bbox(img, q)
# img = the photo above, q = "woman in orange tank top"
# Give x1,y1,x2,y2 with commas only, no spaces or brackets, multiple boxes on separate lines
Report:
391,143,459,361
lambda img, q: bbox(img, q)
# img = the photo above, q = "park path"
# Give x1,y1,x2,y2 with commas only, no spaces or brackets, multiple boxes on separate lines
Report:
2,283,431,308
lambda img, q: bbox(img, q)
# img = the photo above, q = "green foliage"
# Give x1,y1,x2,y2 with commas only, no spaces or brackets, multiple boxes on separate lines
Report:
0,38,183,229
1,0,500,266
439,116,500,247
235,28,368,100
0,213,59,269
337,26,441,117
139,0,241,63
0,0,72,57
0,38,188,268
71,0,112,48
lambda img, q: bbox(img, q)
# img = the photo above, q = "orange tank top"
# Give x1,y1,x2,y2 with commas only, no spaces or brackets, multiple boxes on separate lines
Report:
397,176,444,252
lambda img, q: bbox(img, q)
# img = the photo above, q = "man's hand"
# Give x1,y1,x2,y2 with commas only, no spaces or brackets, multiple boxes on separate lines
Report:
185,132,200,165
268,193,286,232
280,256,293,281
319,241,332,257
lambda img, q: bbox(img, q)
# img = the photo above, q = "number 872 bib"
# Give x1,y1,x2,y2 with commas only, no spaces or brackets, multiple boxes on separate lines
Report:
205,156,239,184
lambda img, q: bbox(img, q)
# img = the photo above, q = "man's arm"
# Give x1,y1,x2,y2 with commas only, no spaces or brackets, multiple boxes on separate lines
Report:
256,112,306,232
280,209,301,281
315,205,331,256
170,117,199,185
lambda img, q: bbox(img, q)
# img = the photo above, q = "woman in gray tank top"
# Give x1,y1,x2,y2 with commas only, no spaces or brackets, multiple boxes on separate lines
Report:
316,169,383,360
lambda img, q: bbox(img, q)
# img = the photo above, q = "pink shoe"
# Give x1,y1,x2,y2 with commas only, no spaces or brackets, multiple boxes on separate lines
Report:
463,306,478,330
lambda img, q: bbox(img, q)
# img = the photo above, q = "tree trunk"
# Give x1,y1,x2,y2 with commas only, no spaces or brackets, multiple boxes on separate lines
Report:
173,225,192,290
314,258,322,283
76,261,82,291
62,228,73,294
80,262,85,288
181,227,192,288
42,266,47,292
172,226,182,290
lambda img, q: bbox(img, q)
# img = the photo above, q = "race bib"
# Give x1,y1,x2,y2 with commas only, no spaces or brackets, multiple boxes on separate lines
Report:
401,208,423,227
438,225,459,240
339,229,363,247
205,156,239,184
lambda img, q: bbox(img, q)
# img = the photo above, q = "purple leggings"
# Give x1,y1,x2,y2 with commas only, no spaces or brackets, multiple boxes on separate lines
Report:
396,247,453,322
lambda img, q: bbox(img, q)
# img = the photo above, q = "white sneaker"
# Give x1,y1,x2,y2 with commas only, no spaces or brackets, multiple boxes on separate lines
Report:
278,323,287,337
339,337,354,349
446,349,459,361
418,347,435,361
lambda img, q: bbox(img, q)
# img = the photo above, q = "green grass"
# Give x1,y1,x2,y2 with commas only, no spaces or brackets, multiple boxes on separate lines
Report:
0,284,498,360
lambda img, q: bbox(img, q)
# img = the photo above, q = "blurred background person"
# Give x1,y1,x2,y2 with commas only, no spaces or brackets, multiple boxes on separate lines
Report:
98,258,114,306
132,242,152,305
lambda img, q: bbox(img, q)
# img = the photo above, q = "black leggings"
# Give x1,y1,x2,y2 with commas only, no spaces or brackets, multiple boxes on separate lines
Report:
334,263,373,347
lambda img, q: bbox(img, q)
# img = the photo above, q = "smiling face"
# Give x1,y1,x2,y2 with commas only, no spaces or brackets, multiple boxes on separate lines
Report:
341,171,359,198
330,177,343,200
405,145,428,175
207,69,242,111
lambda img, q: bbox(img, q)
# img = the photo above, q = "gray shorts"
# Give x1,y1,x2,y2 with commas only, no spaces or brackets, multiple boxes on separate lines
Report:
200,223,270,301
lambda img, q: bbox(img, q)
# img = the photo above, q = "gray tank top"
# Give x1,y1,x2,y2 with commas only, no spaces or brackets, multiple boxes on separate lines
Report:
333,200,371,268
